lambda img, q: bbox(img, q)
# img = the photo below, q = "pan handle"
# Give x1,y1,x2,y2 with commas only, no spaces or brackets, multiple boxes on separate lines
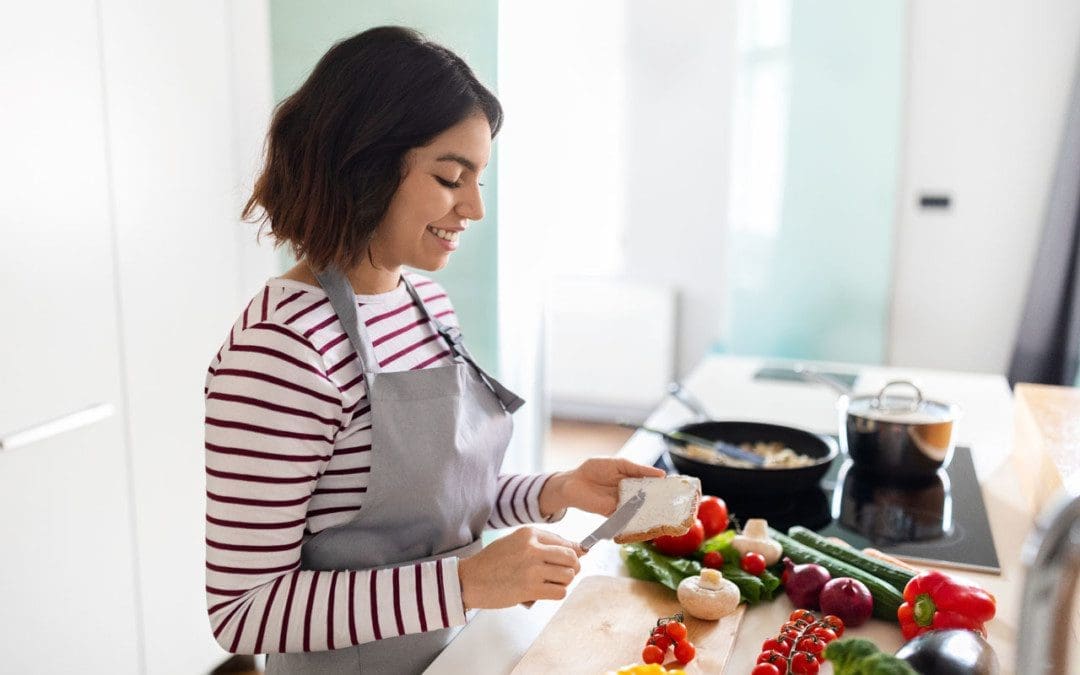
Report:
793,364,853,396
667,382,711,420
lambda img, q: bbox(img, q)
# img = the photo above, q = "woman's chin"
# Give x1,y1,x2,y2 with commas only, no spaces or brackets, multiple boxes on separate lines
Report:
410,255,450,272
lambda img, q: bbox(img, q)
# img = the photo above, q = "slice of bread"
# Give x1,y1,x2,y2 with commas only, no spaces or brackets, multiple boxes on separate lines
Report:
613,475,702,544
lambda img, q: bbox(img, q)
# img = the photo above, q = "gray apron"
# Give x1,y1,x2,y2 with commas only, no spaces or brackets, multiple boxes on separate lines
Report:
267,270,524,675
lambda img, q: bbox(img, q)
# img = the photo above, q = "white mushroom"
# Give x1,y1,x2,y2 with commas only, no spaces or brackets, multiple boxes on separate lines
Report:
731,518,783,565
677,568,740,620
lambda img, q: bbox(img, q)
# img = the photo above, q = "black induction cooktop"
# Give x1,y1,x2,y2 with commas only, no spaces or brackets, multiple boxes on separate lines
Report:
655,445,1000,574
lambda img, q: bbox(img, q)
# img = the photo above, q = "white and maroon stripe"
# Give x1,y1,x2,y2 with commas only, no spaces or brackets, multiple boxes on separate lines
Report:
204,273,555,654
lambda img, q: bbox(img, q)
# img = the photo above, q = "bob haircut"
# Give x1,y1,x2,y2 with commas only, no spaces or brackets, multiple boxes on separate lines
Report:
244,26,503,272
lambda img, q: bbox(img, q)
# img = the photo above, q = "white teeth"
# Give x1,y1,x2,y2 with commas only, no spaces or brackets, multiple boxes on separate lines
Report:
428,226,460,242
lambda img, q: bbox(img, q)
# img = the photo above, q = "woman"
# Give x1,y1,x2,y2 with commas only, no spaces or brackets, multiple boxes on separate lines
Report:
204,26,663,673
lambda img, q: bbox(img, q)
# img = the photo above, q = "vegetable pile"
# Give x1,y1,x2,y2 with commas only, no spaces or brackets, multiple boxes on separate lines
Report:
617,489,1002,672
622,530,781,605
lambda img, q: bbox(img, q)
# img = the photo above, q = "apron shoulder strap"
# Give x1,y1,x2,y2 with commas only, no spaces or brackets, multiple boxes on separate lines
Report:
314,268,381,374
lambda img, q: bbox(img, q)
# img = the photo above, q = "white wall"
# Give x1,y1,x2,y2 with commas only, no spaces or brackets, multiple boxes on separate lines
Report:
889,0,1080,374
623,0,738,378
99,0,278,672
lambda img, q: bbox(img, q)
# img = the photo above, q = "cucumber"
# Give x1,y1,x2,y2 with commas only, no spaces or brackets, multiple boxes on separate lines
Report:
787,526,916,591
769,528,904,623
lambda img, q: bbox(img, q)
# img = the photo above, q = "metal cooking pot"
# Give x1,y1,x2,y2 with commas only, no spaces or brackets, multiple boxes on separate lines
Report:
798,369,961,484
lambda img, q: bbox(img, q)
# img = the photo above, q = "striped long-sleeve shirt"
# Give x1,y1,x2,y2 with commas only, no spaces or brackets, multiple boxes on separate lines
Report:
204,272,558,654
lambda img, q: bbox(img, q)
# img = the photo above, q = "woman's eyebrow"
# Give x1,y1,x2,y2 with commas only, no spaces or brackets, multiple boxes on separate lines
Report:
435,153,480,173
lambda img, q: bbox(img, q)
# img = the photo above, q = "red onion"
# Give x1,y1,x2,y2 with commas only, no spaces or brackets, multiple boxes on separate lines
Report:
819,577,874,627
782,557,831,610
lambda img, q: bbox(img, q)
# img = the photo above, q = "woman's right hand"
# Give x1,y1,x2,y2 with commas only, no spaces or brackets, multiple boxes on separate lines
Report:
457,527,583,609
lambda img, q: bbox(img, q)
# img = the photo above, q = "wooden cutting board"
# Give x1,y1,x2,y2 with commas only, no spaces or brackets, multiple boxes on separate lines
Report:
512,576,745,674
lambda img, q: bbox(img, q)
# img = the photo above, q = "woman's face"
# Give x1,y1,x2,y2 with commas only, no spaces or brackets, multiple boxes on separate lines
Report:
372,113,492,272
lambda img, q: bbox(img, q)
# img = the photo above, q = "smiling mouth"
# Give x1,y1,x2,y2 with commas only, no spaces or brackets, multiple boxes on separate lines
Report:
427,225,460,243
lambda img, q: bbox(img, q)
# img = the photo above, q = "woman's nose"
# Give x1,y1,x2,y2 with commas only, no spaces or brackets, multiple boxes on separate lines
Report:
456,182,485,221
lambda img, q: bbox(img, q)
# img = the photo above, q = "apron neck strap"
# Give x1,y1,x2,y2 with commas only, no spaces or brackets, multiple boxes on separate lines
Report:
403,276,526,414
314,267,382,374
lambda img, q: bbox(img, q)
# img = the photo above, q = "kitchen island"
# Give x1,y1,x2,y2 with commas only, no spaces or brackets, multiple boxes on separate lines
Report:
428,355,1055,674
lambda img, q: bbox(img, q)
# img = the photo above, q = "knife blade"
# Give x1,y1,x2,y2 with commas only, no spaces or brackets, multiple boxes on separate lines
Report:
579,489,647,552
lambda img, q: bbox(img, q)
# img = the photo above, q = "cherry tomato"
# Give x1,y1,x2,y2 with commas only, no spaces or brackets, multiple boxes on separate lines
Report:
696,496,729,537
651,519,705,557
820,615,845,638
796,635,826,660
790,651,820,675
780,627,802,642
752,664,782,675
664,621,688,641
673,639,696,665
761,636,792,656
789,609,816,623
756,650,787,665
641,644,664,665
740,551,767,575
782,620,809,633
809,626,837,643
702,551,725,569
647,634,672,653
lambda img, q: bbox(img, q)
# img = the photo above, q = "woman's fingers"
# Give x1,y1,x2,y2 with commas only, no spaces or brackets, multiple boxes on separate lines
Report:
541,562,577,585
614,457,666,478
534,529,584,556
538,543,582,571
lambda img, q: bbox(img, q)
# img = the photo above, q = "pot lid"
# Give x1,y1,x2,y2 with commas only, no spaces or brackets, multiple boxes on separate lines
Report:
847,380,960,423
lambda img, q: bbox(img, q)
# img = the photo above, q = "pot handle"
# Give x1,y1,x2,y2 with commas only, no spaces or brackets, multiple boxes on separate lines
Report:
793,363,853,396
871,380,923,412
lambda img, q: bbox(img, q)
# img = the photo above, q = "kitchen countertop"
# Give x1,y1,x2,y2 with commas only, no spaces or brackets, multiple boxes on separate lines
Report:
428,355,1049,674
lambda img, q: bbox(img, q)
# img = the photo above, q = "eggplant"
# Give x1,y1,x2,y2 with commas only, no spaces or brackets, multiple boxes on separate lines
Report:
894,629,1000,675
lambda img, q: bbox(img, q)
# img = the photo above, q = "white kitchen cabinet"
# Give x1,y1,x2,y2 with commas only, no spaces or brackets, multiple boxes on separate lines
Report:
0,1,142,671
98,1,278,672
1,1,278,673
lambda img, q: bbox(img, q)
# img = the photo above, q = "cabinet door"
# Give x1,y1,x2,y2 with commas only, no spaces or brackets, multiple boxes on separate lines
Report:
0,2,142,671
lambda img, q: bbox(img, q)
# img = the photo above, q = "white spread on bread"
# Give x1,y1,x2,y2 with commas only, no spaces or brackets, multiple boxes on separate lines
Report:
612,476,701,544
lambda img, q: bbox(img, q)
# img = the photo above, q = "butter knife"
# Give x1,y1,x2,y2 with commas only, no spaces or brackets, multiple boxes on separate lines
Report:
580,489,647,552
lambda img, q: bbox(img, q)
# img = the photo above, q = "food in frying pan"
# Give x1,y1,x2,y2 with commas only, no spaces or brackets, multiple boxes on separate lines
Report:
680,440,816,469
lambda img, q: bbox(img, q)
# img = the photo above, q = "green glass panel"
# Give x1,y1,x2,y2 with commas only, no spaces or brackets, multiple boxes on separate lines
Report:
268,0,500,371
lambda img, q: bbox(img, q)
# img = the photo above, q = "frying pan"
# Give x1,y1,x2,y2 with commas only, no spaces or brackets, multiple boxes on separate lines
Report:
665,420,839,496
662,383,839,496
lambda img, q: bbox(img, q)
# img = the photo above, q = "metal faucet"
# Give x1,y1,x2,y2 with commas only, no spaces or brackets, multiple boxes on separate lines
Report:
1016,491,1080,672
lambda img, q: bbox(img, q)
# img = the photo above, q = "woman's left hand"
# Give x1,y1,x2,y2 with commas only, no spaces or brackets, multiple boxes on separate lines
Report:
540,457,666,518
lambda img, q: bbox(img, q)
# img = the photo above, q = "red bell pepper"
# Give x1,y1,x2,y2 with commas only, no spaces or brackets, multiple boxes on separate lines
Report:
897,570,997,640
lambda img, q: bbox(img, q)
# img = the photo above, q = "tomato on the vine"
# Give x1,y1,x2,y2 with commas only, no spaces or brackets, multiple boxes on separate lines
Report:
790,651,821,675
756,650,787,666
820,615,845,638
696,495,729,537
651,519,705,557
789,609,815,623
740,551,767,575
673,639,696,665
648,634,672,652
796,635,826,660
702,551,724,569
809,626,837,643
761,636,792,656
664,621,688,642
751,664,781,675
641,644,664,665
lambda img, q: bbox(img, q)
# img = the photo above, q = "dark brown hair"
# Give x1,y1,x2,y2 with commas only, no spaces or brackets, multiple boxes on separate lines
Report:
244,26,503,272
